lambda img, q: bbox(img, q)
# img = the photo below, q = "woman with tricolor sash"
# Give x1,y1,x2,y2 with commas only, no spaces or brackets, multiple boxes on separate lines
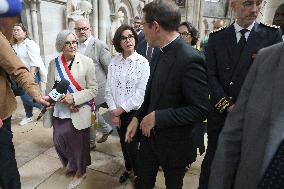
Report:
43,30,98,189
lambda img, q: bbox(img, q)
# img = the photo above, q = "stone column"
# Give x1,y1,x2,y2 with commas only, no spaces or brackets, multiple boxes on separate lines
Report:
98,0,106,42
91,0,98,38
29,0,40,43
262,0,283,24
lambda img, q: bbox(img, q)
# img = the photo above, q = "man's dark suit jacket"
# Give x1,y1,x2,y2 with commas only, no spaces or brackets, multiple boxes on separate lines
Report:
207,22,282,130
137,30,145,44
136,39,158,65
135,36,209,132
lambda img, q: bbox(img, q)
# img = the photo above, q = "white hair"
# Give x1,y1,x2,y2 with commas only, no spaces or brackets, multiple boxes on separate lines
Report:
55,30,77,52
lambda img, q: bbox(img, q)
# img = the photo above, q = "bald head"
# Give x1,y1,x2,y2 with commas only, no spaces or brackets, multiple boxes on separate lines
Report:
273,4,284,33
213,20,225,30
74,18,91,43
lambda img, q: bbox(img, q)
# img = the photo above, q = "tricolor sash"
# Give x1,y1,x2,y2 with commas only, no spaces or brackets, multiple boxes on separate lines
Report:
55,55,96,120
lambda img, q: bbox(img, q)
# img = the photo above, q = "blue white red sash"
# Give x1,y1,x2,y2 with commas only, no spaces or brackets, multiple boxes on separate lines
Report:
55,55,96,119
55,55,81,93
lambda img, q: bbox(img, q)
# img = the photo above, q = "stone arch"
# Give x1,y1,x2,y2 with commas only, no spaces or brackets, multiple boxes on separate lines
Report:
114,0,134,25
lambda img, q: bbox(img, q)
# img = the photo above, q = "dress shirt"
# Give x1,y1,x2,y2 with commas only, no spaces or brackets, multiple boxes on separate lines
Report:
234,21,255,42
105,51,150,112
78,36,92,54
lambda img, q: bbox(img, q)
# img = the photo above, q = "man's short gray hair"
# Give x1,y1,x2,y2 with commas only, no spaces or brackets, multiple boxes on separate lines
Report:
55,30,77,52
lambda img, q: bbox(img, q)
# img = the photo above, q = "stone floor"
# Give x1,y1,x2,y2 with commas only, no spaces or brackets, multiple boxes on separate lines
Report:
12,97,204,189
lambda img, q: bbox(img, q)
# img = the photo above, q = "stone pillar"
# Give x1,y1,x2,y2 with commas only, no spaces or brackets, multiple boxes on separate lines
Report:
98,0,106,42
29,0,40,44
262,0,283,24
91,0,98,38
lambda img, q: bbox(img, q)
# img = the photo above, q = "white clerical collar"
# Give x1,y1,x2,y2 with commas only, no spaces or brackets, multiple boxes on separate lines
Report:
160,34,179,53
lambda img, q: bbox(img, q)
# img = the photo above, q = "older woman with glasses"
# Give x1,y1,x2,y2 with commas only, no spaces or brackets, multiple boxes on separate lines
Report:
43,30,97,189
105,24,150,183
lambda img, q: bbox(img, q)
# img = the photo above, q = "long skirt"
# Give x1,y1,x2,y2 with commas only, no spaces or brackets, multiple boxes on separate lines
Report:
52,117,91,176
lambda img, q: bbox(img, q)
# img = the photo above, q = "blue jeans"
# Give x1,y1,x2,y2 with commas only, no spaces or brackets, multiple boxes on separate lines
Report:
20,73,42,118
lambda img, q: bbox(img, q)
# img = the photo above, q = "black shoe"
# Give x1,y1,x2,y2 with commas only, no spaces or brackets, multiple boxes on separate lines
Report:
90,144,96,151
97,129,113,143
119,171,130,183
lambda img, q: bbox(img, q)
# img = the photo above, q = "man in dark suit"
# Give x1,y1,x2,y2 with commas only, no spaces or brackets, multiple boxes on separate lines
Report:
209,42,284,189
125,0,209,188
136,38,158,64
133,16,145,43
198,0,283,188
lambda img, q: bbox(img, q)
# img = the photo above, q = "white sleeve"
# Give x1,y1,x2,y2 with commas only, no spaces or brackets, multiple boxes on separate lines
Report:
105,61,117,111
26,39,47,82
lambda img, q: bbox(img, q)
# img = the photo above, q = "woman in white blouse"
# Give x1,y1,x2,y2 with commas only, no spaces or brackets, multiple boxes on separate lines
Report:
11,23,47,126
105,24,150,183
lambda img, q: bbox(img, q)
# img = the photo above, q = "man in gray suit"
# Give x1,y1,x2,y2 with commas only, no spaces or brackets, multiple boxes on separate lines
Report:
75,18,113,148
209,42,284,189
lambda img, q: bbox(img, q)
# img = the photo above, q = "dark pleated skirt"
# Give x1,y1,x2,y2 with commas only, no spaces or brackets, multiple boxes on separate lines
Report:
52,117,91,176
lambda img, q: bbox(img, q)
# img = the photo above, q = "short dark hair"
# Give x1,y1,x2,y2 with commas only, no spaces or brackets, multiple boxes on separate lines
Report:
179,21,199,46
112,24,138,53
143,0,181,31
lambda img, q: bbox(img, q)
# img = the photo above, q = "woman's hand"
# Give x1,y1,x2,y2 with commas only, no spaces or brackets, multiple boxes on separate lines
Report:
112,115,121,128
60,94,74,105
112,107,125,117
69,104,79,112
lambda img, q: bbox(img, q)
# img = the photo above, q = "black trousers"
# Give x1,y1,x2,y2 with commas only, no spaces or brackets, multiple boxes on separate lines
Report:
198,127,222,189
117,112,138,174
0,117,21,189
135,127,193,189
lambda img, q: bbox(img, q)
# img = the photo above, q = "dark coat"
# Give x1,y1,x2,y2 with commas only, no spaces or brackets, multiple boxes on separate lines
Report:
206,22,282,130
135,36,209,167
209,42,284,189
136,36,209,131
136,39,158,66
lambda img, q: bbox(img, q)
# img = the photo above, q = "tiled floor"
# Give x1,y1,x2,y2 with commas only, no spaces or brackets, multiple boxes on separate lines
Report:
12,98,204,189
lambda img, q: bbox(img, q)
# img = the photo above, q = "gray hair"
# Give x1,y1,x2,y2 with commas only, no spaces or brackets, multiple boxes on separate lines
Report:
55,30,77,52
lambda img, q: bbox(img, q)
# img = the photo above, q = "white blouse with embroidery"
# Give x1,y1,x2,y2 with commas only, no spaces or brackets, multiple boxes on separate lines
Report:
105,51,150,112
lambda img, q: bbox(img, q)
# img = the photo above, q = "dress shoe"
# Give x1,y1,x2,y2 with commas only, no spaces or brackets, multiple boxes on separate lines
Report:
119,171,130,183
90,144,96,151
97,129,113,143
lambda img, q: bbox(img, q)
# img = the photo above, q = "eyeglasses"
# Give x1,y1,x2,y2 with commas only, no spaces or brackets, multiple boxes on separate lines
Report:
241,0,263,9
179,32,191,37
75,27,89,32
120,34,134,42
65,40,78,47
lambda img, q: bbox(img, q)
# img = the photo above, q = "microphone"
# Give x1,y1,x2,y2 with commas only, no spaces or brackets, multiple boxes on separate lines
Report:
36,79,70,121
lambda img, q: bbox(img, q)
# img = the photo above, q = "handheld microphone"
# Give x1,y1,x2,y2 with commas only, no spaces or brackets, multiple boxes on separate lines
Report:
36,79,70,121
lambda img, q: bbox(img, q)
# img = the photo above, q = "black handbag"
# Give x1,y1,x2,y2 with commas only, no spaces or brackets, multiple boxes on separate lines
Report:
6,73,25,96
